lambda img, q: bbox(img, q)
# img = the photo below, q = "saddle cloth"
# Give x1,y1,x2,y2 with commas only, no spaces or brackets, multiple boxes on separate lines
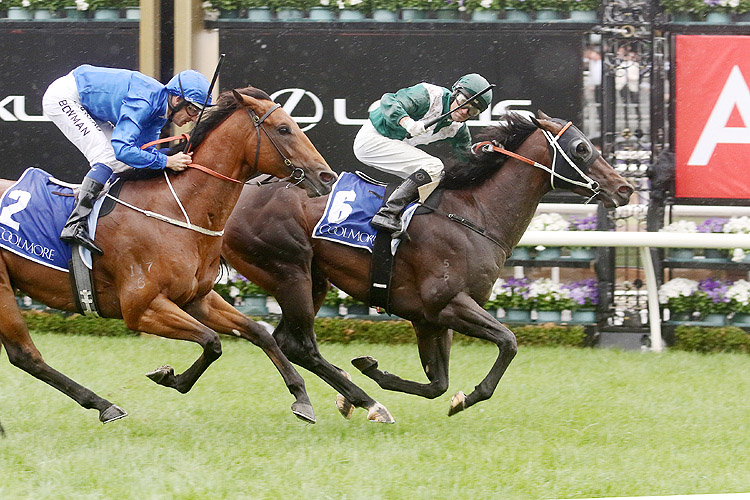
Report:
0,167,104,272
312,171,417,253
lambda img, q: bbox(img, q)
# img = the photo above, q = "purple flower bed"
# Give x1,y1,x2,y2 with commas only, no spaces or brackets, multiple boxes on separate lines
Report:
563,278,598,309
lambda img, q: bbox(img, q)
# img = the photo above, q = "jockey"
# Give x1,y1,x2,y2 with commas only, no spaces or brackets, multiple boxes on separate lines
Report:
42,65,212,255
353,73,493,234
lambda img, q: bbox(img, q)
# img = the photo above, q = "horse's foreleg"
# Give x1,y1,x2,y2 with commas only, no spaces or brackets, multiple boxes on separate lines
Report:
184,291,315,423
124,294,222,395
0,272,125,423
437,292,517,416
352,322,452,399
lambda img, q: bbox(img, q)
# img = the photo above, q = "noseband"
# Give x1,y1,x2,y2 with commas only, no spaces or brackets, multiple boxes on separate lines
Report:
472,120,602,203
246,104,306,188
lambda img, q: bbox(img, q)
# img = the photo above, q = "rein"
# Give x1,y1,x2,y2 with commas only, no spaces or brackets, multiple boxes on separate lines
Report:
141,134,244,184
471,120,601,203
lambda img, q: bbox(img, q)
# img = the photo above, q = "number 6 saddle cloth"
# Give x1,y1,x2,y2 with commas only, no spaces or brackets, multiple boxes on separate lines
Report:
312,171,418,253
0,167,105,272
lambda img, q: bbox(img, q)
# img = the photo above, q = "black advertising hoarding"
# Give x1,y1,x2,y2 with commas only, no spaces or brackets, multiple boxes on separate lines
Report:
218,24,584,174
0,24,138,182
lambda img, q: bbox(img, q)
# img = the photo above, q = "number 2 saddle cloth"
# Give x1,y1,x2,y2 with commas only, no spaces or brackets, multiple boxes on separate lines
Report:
0,167,104,272
312,171,418,253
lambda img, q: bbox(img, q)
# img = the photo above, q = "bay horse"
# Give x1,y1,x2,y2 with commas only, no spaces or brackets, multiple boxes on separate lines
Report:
221,111,633,422
0,87,336,428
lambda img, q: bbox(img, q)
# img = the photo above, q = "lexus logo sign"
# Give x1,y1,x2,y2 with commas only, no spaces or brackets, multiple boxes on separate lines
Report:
270,88,324,132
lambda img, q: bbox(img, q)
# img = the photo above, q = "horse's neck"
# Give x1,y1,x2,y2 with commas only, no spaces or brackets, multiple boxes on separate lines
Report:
466,159,550,249
156,129,247,233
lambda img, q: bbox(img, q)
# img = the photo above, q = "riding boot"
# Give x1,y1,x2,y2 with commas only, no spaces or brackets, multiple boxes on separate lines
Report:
60,175,105,255
371,169,432,234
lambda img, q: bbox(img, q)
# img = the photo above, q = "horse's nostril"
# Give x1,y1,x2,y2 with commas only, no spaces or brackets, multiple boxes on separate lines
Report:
618,185,634,195
320,171,338,185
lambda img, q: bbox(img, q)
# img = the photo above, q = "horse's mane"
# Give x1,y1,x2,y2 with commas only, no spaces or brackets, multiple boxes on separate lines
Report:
116,87,271,182
439,112,538,190
167,86,272,155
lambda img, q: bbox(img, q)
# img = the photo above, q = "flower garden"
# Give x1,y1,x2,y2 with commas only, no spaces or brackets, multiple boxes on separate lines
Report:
660,216,750,262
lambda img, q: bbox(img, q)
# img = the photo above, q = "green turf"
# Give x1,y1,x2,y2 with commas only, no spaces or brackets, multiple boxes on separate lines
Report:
1,333,749,500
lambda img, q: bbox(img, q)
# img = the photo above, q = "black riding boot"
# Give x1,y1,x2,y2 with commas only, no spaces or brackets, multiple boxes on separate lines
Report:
60,176,105,255
371,169,432,234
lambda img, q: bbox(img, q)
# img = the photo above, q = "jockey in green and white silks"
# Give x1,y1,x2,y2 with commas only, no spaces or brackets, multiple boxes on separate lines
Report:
353,73,493,234
42,65,212,255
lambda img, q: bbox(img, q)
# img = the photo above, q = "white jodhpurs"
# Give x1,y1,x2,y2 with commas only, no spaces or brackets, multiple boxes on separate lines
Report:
42,72,129,173
353,120,444,182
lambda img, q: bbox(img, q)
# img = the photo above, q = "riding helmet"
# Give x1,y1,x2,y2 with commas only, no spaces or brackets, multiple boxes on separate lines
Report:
166,70,213,109
451,73,493,112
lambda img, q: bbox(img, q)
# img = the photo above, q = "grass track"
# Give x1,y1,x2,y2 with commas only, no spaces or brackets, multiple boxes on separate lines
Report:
1,333,749,500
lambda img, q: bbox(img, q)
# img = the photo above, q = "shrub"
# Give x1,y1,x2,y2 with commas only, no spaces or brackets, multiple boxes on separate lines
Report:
672,325,750,353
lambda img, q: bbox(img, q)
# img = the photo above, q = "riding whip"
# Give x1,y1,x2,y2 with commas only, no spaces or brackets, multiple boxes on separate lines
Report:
424,83,496,128
184,53,226,153
405,83,496,139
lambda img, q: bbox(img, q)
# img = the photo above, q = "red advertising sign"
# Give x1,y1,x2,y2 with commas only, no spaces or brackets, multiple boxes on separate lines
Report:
675,35,750,199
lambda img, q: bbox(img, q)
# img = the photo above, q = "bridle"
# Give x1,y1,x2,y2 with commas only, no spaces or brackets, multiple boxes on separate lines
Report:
472,120,602,204
245,103,306,188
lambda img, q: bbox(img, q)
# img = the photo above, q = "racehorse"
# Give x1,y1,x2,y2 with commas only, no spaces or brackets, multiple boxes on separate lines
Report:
0,87,336,427
221,111,634,422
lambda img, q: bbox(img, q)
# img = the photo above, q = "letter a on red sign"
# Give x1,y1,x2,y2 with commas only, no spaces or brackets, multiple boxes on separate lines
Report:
675,35,750,199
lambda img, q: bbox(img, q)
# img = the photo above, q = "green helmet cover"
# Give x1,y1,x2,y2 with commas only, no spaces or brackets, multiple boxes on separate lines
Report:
452,73,493,112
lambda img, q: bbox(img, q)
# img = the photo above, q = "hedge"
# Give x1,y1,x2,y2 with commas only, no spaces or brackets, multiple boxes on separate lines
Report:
672,325,750,354
16,311,750,353
19,311,586,347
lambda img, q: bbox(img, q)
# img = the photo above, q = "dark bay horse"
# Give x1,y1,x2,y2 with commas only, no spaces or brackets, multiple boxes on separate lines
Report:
221,111,633,422
0,87,336,428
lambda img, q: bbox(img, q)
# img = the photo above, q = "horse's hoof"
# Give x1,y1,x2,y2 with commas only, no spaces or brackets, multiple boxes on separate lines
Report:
100,404,128,423
291,402,316,424
367,402,395,424
146,365,174,385
336,394,355,419
448,391,466,417
351,356,378,373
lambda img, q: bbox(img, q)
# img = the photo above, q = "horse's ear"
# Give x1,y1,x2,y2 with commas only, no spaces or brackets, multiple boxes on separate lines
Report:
530,116,541,128
536,109,551,120
231,89,245,104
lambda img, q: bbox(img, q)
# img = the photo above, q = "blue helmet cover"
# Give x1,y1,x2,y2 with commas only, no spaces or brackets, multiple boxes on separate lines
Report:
166,70,212,108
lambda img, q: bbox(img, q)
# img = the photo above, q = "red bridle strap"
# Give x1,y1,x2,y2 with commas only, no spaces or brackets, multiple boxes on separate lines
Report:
140,133,243,184
471,141,541,167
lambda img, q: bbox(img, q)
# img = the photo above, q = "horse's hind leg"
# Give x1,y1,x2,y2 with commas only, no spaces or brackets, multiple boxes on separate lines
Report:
0,265,125,423
272,313,394,423
352,321,452,399
183,291,316,423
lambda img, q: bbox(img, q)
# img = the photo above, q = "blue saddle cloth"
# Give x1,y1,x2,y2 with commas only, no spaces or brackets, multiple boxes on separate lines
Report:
0,167,77,272
312,171,418,252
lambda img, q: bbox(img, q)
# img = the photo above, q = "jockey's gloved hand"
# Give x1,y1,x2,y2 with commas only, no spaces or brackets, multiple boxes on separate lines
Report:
402,118,426,137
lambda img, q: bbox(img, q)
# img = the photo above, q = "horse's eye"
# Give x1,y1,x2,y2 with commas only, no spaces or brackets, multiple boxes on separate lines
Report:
278,126,291,135
575,142,589,157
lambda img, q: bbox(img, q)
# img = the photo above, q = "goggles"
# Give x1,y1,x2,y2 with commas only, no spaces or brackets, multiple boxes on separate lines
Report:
454,92,482,118
184,102,202,117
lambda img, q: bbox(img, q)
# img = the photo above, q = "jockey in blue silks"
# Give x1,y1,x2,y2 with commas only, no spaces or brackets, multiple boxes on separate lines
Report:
42,64,212,255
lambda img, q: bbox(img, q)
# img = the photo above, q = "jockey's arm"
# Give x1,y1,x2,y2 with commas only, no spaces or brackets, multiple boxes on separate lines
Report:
111,97,167,170
379,84,431,129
